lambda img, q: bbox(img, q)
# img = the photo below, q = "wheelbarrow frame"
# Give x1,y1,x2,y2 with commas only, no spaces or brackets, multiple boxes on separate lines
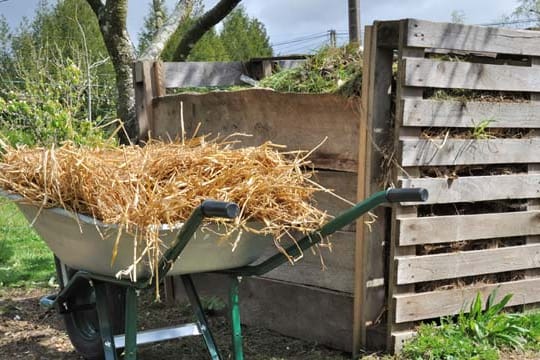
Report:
41,188,428,360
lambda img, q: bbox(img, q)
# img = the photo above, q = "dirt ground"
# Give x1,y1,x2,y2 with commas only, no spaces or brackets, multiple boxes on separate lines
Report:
0,287,349,360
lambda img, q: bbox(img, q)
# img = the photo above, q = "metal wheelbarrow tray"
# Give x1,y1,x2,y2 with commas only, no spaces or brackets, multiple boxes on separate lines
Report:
2,188,427,360
6,192,270,278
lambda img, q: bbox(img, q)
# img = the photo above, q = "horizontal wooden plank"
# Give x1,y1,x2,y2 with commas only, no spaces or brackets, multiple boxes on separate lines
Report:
153,89,361,172
397,244,540,285
406,19,540,56
394,278,540,323
402,99,540,128
400,174,540,205
171,274,354,351
261,231,355,293
403,58,540,92
399,211,540,246
401,138,540,166
313,171,357,232
163,62,245,88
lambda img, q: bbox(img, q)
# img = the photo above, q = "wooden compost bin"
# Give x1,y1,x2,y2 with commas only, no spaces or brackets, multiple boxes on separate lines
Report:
136,21,540,352
134,58,382,353
362,19,540,352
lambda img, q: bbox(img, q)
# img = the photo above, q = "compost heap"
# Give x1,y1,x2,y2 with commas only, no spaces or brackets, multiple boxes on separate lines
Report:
0,137,331,282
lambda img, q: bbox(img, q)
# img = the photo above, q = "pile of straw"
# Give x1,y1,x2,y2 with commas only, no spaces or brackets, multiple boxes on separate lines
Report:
0,137,330,279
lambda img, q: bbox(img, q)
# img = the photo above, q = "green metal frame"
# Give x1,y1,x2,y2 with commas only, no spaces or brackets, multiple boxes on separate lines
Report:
46,189,426,360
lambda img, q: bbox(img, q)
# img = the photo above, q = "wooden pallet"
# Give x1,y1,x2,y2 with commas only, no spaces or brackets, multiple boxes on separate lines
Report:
360,19,540,352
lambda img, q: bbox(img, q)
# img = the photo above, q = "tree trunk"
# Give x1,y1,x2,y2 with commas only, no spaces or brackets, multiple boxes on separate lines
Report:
87,0,242,142
88,0,137,144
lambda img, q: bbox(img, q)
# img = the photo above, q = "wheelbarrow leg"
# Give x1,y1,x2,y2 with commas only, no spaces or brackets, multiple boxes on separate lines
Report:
124,286,138,360
229,276,244,360
94,281,119,360
181,275,221,360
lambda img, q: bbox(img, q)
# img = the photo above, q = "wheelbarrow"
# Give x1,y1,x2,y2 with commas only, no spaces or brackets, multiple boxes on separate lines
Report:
6,187,427,359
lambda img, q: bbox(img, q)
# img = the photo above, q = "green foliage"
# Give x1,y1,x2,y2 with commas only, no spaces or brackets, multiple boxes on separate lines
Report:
0,197,55,287
155,4,271,62
1,0,116,124
259,45,362,96
457,292,529,349
0,46,114,147
402,321,499,360
220,7,272,61
471,119,496,139
402,291,540,359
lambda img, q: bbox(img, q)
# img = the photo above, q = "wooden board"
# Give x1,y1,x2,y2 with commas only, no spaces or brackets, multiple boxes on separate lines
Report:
171,274,355,352
261,231,355,293
400,174,540,205
163,62,245,88
396,244,540,285
399,211,540,245
394,277,540,323
401,138,540,166
153,89,361,172
405,19,540,56
313,171,357,232
402,99,540,128
403,58,540,92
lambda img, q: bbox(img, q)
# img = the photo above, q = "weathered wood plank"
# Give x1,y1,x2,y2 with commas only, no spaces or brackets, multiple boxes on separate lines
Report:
261,231,355,293
400,174,540,205
387,37,425,352
403,58,540,92
313,171,357,232
354,24,391,353
406,19,540,56
153,89,360,172
401,138,540,166
402,99,540,128
394,278,540,323
392,330,416,353
396,244,540,285
399,211,540,246
171,274,355,351
163,62,245,88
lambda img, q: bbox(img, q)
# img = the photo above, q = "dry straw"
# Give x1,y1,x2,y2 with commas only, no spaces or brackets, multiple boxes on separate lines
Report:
0,137,331,280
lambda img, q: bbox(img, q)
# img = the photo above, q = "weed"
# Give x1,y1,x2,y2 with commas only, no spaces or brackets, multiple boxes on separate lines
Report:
402,291,540,359
471,119,496,139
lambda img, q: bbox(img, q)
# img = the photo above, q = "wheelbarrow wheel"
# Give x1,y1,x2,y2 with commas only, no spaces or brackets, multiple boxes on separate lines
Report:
54,257,126,360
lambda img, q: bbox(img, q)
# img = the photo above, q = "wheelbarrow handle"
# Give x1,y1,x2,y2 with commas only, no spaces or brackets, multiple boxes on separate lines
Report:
201,200,240,219
386,188,429,203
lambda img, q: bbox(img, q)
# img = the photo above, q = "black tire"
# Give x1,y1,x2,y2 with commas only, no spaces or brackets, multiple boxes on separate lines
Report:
54,257,126,360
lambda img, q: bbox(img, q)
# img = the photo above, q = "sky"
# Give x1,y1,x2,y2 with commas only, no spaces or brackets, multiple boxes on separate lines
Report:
0,0,522,54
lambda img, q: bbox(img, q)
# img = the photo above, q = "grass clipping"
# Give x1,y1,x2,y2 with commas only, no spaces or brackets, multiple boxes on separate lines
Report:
0,137,330,282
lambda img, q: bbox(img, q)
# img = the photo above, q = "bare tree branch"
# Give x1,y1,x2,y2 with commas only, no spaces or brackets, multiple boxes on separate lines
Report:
140,0,192,60
173,0,242,61
86,0,104,16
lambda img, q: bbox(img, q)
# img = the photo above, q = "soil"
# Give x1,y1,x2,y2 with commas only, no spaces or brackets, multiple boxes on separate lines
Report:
0,287,349,360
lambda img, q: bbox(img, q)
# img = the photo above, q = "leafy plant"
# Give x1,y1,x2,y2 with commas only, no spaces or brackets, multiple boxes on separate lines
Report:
471,119,496,139
402,291,540,359
0,45,115,147
457,291,529,349
259,45,362,96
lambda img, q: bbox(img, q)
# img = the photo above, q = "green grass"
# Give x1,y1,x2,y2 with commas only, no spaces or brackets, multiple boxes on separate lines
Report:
0,197,55,287
401,292,540,360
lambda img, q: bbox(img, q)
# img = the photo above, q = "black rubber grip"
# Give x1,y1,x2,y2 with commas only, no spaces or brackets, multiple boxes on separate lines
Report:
201,200,240,218
386,188,429,203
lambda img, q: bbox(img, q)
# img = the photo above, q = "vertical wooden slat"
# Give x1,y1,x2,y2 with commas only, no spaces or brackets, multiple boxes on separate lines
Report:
525,57,540,311
387,19,425,353
353,26,372,355
134,61,153,141
354,21,397,355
